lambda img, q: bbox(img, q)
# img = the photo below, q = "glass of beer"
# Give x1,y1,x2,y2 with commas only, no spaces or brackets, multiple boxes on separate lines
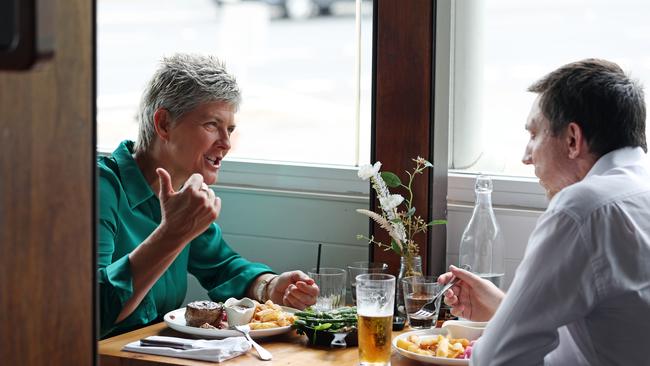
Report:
356,273,395,366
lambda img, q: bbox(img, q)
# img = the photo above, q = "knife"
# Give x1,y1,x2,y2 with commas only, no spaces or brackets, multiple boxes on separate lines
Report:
139,336,196,350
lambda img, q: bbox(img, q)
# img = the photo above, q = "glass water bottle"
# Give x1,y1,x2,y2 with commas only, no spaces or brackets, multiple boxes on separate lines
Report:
459,175,505,288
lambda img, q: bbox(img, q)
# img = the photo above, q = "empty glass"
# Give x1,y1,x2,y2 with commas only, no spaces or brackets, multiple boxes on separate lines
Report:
308,267,347,311
347,261,388,305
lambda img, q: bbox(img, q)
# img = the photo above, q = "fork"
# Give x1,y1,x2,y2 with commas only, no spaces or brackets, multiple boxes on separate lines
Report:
411,265,470,319
233,324,272,361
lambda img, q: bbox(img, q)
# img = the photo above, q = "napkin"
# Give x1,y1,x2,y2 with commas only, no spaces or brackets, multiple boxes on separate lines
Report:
123,335,251,363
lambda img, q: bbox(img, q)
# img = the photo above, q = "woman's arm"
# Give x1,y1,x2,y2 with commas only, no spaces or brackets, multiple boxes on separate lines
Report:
117,168,221,322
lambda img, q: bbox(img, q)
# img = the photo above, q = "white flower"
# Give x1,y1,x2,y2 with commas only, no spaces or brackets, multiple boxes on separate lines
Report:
357,161,382,180
379,194,404,210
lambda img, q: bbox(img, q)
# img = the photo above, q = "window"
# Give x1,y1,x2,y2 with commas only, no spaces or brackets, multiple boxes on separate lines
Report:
97,0,373,167
443,0,650,179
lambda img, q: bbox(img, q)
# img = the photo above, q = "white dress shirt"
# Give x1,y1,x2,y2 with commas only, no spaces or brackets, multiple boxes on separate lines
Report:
472,147,650,366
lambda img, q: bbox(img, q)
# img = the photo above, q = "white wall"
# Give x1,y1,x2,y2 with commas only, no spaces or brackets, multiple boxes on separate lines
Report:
183,184,370,305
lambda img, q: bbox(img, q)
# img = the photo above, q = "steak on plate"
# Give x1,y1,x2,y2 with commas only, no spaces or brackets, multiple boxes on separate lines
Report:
185,300,223,327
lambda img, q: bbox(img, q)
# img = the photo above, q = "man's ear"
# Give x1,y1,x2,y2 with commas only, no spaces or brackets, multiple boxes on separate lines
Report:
566,122,586,159
153,108,172,142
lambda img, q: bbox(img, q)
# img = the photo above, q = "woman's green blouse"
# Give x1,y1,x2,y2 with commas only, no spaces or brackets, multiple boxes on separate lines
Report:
97,141,273,338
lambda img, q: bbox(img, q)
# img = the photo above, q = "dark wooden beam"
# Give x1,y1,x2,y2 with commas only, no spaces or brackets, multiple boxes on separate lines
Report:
0,0,95,364
371,0,439,275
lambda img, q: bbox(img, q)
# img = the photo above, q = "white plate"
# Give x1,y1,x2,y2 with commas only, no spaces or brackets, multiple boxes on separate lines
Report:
164,306,297,339
393,327,482,365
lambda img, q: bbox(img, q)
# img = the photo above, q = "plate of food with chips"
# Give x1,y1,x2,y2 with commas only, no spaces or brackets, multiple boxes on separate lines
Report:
164,298,297,339
393,321,485,365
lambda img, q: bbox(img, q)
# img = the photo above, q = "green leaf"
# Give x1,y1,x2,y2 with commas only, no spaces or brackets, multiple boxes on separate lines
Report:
390,218,402,223
313,323,332,331
428,219,447,226
406,207,416,217
391,239,402,255
423,160,434,168
381,171,401,187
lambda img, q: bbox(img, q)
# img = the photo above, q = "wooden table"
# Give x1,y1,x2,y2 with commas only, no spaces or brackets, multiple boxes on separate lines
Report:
99,323,423,366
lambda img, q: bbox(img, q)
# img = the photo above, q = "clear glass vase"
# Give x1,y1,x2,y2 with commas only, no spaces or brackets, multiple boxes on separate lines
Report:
395,255,423,326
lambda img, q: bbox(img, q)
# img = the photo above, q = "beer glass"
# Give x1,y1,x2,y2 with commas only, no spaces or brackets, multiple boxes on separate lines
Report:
356,273,395,366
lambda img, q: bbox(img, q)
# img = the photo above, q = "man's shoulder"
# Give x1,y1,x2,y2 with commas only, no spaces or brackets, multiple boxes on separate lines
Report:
550,167,650,220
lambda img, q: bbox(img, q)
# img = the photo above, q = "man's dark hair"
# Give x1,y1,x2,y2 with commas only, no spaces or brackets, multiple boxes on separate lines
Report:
528,58,647,156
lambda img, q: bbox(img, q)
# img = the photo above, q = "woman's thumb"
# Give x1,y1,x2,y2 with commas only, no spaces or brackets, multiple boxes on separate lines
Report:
156,168,174,200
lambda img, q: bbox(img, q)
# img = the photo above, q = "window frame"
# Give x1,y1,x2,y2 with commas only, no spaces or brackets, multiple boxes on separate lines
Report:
434,0,547,211
96,0,549,262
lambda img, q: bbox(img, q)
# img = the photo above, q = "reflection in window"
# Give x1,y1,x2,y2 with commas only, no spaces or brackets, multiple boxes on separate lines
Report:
447,0,650,177
98,0,373,166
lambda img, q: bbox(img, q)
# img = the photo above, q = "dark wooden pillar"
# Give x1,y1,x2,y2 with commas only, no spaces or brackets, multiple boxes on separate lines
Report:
0,0,95,365
371,0,445,276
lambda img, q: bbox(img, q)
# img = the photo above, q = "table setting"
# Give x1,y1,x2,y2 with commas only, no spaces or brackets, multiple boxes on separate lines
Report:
102,261,486,365
99,158,489,365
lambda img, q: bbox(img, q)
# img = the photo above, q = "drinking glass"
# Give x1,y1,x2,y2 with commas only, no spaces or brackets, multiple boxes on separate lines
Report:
347,261,388,305
356,273,395,366
402,276,443,329
308,267,347,311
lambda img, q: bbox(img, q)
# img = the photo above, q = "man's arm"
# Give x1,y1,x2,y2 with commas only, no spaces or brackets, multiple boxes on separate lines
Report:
472,210,598,365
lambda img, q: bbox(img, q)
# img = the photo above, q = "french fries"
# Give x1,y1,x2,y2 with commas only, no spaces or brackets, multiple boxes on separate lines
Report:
248,300,295,330
396,334,471,359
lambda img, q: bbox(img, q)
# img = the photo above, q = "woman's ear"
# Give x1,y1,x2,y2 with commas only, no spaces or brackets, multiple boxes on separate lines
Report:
153,108,172,142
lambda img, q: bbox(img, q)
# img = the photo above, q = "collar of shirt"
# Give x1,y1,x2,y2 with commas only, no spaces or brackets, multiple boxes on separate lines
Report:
112,140,156,209
585,146,646,179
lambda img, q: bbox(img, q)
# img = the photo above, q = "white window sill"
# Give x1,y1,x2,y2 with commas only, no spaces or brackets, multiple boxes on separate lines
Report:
448,171,547,211
98,150,547,210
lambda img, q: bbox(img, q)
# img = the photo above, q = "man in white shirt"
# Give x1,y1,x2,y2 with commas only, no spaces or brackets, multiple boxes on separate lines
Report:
440,59,650,365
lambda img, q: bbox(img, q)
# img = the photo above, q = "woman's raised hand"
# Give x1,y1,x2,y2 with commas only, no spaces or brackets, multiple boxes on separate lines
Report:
156,168,221,245
438,265,505,322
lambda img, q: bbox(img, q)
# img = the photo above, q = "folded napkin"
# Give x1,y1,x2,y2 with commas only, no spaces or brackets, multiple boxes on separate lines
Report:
123,335,251,363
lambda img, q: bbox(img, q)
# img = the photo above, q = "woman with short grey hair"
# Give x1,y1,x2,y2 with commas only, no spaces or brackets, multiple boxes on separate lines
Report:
97,53,318,338
135,54,242,154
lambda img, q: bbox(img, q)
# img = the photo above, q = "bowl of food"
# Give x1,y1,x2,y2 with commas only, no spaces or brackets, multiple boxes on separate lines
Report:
293,306,358,347
224,297,256,326
393,323,483,366
441,320,487,341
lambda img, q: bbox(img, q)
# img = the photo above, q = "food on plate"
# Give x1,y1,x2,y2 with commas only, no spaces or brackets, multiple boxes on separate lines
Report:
249,300,296,329
184,300,224,327
292,306,358,345
183,299,294,330
396,334,475,359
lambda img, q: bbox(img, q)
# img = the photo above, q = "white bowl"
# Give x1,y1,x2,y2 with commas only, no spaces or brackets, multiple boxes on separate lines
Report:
441,320,487,340
224,297,256,326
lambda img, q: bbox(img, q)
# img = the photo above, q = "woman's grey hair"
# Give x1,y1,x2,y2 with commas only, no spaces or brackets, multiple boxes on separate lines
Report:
135,53,241,153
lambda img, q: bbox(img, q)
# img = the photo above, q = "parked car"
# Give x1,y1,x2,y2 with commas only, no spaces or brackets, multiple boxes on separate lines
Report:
214,0,368,20
265,0,346,19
